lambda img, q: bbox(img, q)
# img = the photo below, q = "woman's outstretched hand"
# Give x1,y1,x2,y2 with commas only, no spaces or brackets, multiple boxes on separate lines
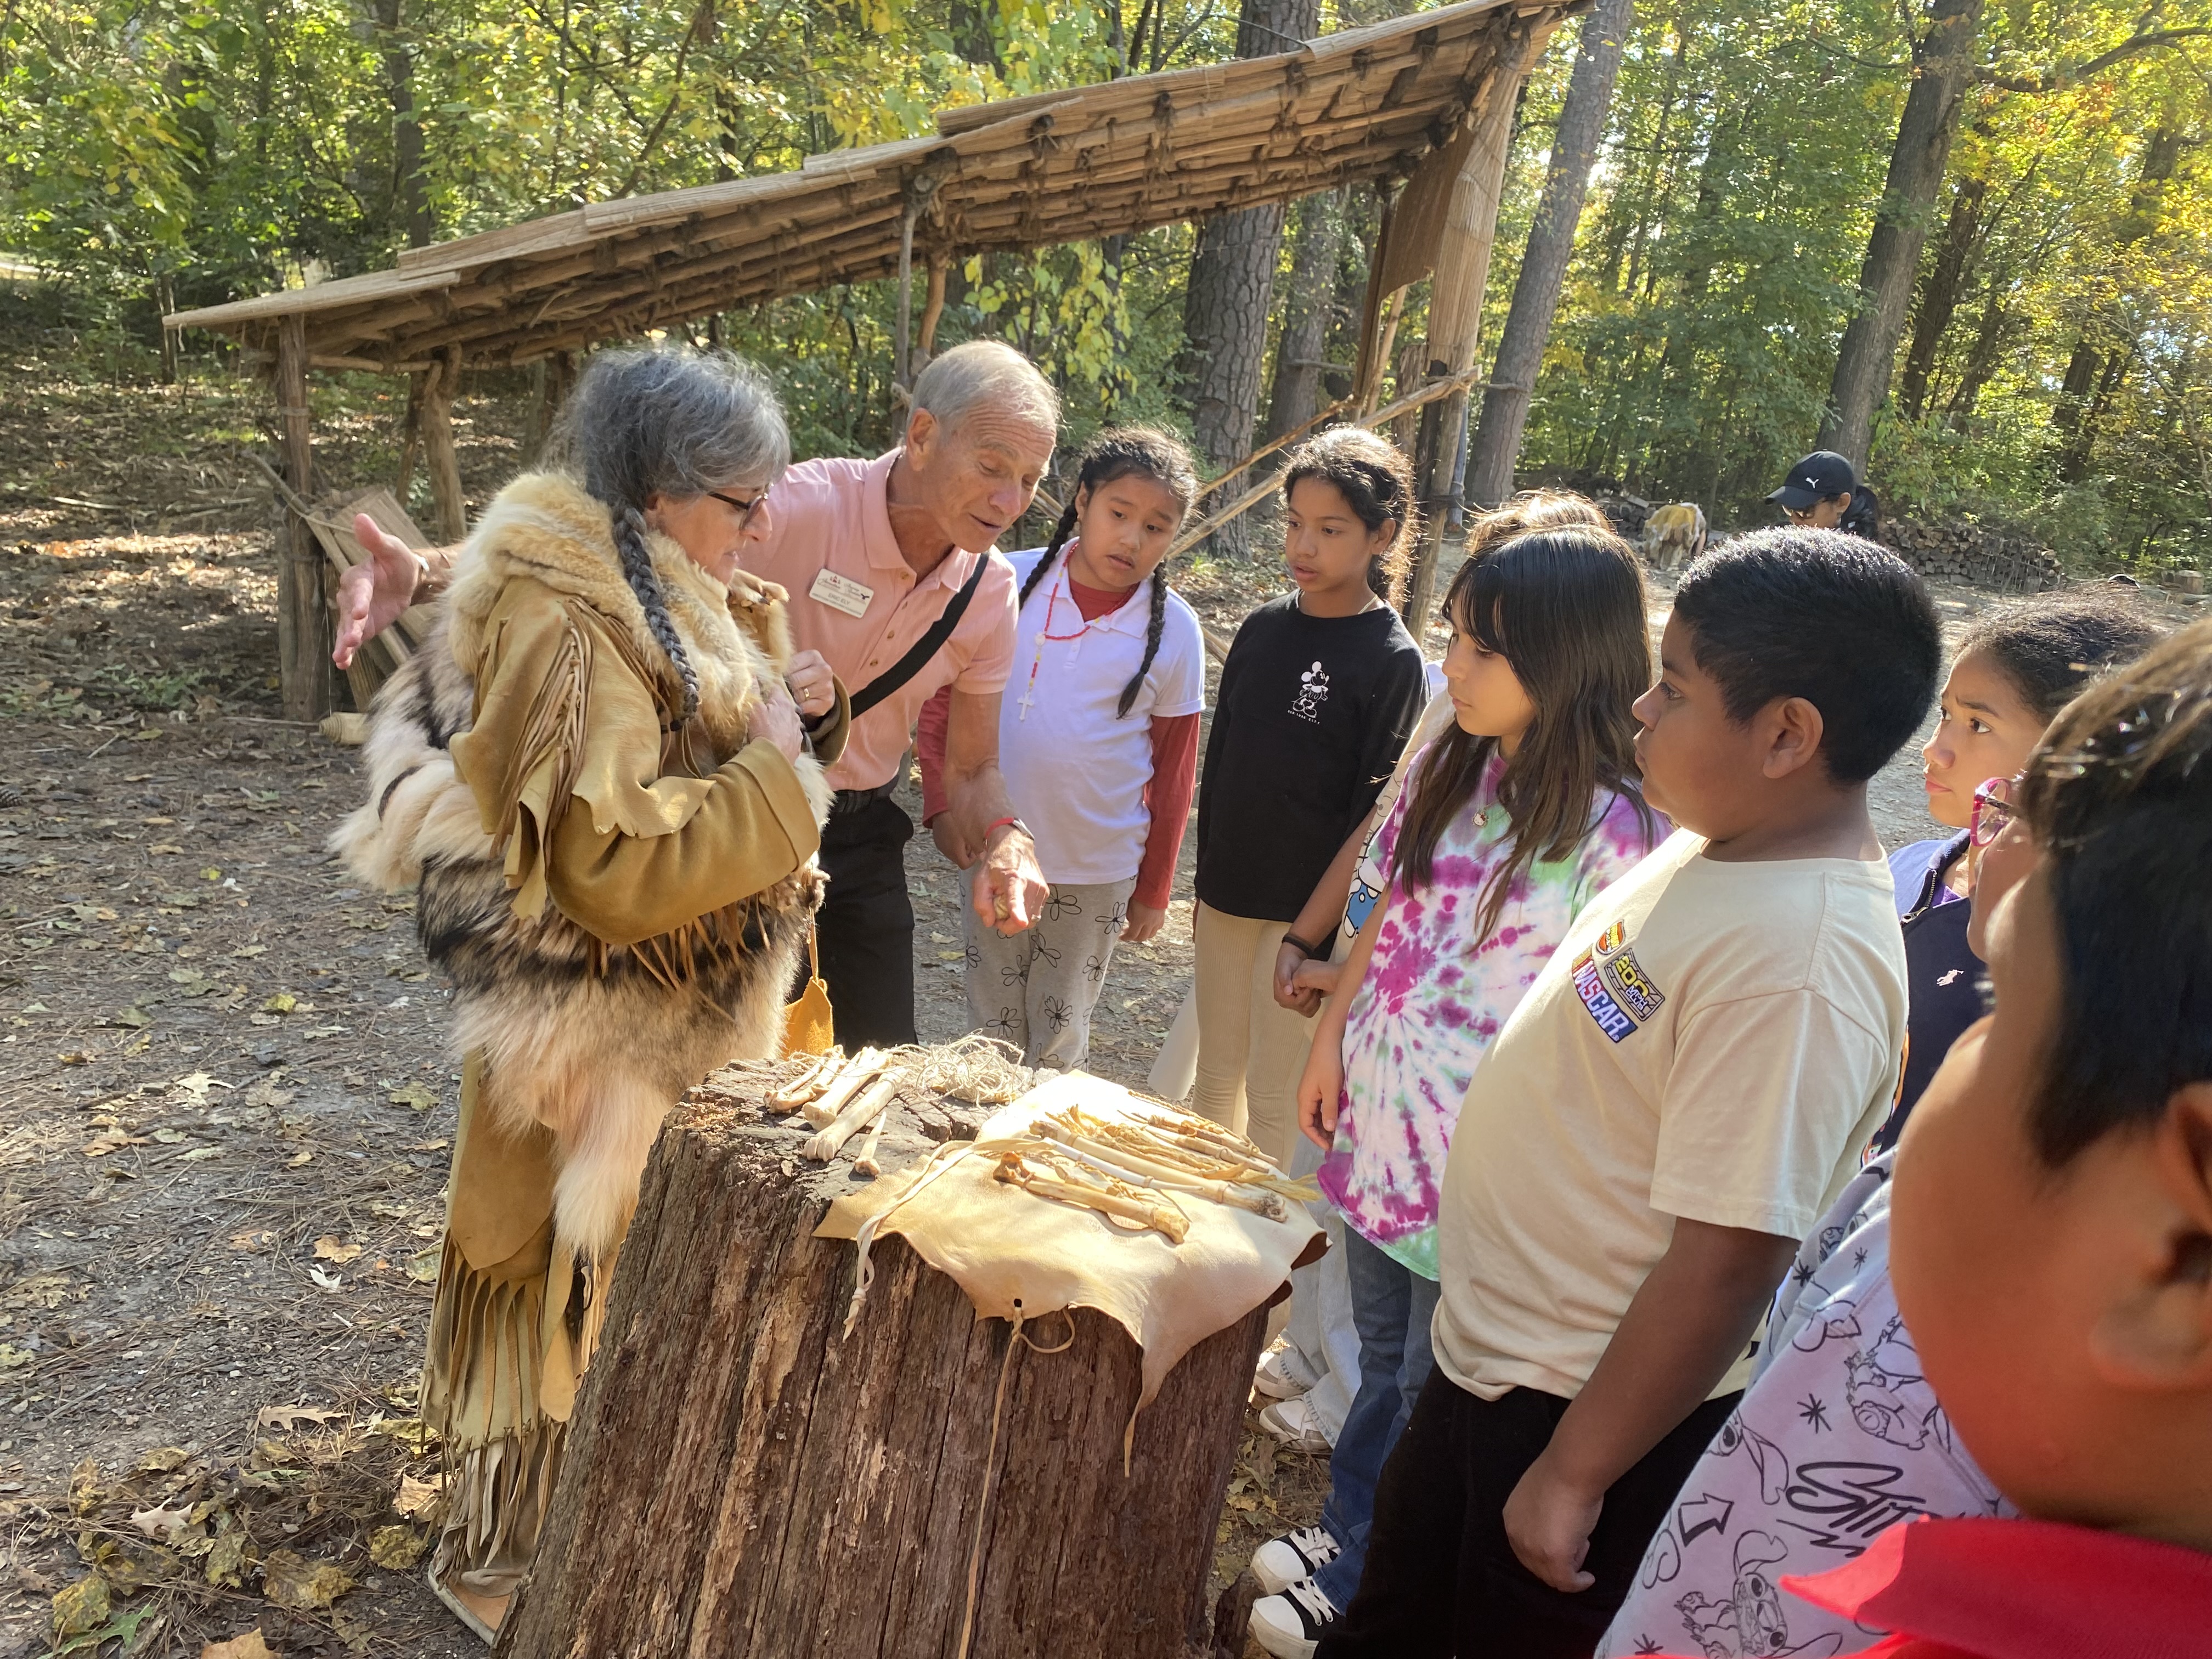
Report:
333,514,431,670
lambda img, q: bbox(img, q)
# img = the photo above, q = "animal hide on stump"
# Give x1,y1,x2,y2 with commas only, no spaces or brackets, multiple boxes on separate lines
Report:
497,1057,1271,1659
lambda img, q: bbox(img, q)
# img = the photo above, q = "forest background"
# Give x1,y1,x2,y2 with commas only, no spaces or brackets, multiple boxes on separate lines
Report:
4,0,2209,572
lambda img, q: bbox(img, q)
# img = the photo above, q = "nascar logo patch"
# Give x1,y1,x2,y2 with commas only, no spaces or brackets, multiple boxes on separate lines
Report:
1572,951,1637,1043
1603,948,1666,1023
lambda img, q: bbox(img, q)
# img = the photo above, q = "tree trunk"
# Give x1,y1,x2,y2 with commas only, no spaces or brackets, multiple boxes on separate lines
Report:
1817,0,1984,469
500,1068,1268,1659
1178,0,1322,555
1465,0,1632,509
2049,126,2181,477
1944,281,2011,422
1261,189,1346,445
1899,172,1987,420
1399,29,1541,633
373,0,432,248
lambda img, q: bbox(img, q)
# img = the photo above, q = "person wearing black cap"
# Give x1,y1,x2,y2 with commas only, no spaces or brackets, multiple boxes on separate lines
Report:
1769,449,1881,540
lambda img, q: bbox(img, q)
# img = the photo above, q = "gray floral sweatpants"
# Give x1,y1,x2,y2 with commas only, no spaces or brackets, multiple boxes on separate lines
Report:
962,869,1138,1071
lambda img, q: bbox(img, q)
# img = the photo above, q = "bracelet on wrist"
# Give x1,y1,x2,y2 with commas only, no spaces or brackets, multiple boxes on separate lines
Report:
1282,932,1321,959
983,815,1029,843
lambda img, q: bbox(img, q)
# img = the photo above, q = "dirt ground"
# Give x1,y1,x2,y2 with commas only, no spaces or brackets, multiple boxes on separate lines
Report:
2,351,2196,1657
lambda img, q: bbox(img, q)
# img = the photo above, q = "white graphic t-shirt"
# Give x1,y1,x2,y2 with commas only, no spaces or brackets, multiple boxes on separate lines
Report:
1597,1152,2012,1658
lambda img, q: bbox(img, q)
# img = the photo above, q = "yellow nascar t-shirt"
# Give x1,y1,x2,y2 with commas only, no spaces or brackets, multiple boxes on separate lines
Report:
1432,829,1906,1403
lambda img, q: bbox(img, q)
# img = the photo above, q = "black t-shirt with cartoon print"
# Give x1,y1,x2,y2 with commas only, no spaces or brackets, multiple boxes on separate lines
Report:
1195,592,1427,923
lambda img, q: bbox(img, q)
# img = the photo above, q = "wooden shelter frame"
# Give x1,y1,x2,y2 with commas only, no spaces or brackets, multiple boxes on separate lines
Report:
169,0,1579,720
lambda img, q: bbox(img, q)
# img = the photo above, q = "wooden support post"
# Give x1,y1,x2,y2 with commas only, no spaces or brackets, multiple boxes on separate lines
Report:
421,346,466,544
273,313,332,724
1400,32,1543,633
917,252,949,371
893,204,919,405
393,370,425,505
500,1072,1268,1659
1351,186,1401,416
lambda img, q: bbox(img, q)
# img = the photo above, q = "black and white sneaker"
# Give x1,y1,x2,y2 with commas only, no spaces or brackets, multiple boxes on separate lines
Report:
1249,1579,1341,1659
1250,1525,1341,1595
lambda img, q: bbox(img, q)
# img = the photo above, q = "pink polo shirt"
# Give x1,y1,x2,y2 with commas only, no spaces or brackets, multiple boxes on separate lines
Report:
747,450,1018,792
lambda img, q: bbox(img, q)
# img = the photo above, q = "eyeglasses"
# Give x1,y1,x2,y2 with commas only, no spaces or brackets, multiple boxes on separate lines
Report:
1970,774,2019,849
706,488,767,529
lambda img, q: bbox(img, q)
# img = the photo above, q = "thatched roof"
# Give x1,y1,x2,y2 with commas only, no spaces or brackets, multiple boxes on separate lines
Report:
168,0,1569,371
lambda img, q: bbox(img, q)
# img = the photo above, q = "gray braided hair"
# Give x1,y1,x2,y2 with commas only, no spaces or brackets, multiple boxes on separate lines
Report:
551,345,791,727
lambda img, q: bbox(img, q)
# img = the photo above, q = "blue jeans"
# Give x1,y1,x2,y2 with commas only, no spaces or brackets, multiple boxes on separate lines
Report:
1312,1228,1441,1609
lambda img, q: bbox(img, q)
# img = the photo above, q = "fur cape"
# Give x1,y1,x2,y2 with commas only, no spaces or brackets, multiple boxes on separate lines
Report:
334,471,828,1261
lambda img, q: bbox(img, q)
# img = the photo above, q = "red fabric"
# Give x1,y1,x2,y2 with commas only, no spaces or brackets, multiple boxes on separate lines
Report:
1064,572,1138,622
1133,711,1199,912
916,682,952,826
1644,1516,2212,1659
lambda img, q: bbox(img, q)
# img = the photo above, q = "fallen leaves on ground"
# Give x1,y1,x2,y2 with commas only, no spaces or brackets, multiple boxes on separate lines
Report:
311,1237,361,1264
201,1631,276,1659
387,1081,437,1111
50,1573,110,1638
391,1472,442,1519
366,1525,425,1570
258,1549,353,1612
130,1502,192,1541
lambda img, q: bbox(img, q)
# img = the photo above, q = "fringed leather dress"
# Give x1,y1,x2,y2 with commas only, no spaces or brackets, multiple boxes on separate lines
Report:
334,472,844,1603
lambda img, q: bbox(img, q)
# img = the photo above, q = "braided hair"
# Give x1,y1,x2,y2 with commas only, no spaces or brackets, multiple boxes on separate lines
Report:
1019,426,1199,718
552,345,791,729
1280,426,1420,606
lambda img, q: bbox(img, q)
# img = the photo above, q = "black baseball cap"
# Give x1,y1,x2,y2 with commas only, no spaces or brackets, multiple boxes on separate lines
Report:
1768,450,1857,510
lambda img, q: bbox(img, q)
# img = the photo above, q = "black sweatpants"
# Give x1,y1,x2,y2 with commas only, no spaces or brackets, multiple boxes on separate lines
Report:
815,794,918,1048
1315,1372,1739,1659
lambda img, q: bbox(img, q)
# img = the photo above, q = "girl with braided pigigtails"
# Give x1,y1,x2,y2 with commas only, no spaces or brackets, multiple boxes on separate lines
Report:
917,428,1207,1069
333,346,843,1641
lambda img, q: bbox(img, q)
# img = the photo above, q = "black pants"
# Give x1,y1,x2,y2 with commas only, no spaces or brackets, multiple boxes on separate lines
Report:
1316,1372,1739,1659
816,794,918,1048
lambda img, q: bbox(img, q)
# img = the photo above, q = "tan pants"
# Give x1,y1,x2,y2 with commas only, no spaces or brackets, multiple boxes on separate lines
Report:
1189,902,1317,1170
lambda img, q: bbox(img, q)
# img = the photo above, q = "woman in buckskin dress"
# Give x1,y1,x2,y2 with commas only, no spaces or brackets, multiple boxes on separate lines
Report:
334,345,845,1639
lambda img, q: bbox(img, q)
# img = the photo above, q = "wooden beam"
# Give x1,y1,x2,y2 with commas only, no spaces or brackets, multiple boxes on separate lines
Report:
421,347,467,543
1400,20,1547,631
273,313,333,723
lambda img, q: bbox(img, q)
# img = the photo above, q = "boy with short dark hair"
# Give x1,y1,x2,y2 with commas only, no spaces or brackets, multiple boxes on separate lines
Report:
1314,529,1943,1657
1639,617,2212,1657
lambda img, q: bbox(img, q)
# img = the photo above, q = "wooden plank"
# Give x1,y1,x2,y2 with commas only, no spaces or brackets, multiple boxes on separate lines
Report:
165,268,460,332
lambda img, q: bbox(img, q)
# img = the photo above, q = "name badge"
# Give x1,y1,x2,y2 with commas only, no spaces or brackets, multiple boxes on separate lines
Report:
809,568,874,619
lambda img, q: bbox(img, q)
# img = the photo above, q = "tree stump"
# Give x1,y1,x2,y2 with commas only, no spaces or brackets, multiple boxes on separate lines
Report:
498,1060,1271,1659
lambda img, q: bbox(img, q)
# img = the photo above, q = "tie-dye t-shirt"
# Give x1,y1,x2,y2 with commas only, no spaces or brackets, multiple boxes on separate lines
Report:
1318,751,1661,1277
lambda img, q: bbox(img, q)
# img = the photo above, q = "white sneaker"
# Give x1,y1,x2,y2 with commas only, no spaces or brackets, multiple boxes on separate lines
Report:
1251,1525,1342,1595
1250,1578,1341,1659
1253,1338,1319,1402
1256,1395,1332,1454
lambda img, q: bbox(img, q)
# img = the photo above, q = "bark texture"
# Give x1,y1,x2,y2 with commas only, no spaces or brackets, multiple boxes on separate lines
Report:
1464,0,1633,509
1898,172,1986,420
273,312,332,723
1816,0,1984,469
1261,189,1346,445
1178,0,1322,555
499,1068,1269,1659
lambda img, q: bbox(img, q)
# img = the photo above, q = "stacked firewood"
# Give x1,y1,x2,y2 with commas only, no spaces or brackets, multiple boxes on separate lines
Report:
1879,518,2063,593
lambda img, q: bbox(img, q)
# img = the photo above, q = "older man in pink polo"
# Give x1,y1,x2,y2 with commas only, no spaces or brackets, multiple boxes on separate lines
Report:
334,338,1053,1047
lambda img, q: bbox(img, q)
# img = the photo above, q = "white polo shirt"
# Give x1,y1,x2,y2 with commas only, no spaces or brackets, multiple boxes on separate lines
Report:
998,547,1206,888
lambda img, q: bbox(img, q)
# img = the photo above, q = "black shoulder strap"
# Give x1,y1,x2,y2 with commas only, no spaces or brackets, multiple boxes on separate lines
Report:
848,553,991,720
